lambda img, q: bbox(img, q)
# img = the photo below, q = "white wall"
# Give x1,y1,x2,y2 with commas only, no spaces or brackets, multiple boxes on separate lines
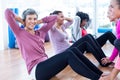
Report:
2,1,9,50
0,0,4,50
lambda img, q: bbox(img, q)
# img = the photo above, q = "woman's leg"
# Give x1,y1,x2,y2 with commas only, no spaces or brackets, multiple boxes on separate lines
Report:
70,34,105,56
69,47,103,76
35,51,68,80
35,48,102,80
71,41,105,66
69,34,107,66
86,34,115,66
96,31,116,47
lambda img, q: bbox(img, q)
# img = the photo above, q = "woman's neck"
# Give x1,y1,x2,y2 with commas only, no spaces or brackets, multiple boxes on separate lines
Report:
56,23,62,29
25,27,35,35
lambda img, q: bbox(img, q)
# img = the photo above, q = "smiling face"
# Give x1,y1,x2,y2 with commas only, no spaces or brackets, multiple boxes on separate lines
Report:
25,14,37,30
108,0,120,21
22,8,38,30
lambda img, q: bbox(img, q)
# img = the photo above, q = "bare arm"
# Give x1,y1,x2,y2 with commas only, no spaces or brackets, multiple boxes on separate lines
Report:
37,19,43,24
110,68,119,80
64,17,73,22
99,68,119,80
14,15,24,24
63,17,73,29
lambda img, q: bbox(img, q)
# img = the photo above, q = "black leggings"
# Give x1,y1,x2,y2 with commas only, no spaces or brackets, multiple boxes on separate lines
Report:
35,47,102,80
69,34,109,66
71,31,116,66
35,32,115,80
86,31,115,53
96,31,116,47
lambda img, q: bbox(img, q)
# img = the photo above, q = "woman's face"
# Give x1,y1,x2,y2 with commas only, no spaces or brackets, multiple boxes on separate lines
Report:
80,20,88,28
25,14,37,30
57,13,64,25
108,0,120,21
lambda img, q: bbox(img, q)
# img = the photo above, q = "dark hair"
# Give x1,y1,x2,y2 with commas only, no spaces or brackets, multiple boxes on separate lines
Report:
76,11,89,23
50,10,62,15
116,0,120,8
22,8,38,21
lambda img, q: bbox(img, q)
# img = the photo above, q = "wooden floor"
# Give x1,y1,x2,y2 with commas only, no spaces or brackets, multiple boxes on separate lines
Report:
0,42,120,80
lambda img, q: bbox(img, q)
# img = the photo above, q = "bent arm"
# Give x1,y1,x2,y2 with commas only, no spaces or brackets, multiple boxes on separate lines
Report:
15,15,24,25
37,19,43,24
63,17,73,29
5,8,21,35
71,16,82,41
39,15,57,32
